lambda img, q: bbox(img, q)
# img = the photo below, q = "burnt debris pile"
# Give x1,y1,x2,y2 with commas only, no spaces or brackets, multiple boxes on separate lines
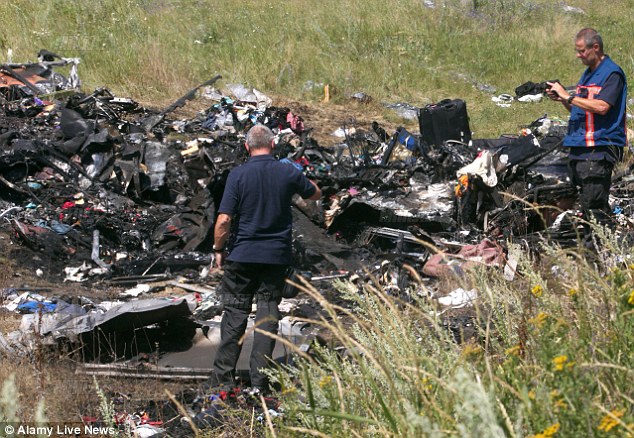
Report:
0,54,633,357
2,52,634,432
1,53,633,290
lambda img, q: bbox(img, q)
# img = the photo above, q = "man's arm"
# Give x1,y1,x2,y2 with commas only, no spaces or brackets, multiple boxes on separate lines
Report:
212,213,232,268
306,180,322,200
547,81,613,115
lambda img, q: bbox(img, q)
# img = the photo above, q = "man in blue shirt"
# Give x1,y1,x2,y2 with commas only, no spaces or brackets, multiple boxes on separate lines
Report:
547,28,627,250
211,124,321,392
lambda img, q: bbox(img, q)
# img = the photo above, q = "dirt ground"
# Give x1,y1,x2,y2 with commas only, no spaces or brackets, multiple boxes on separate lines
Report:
274,97,419,147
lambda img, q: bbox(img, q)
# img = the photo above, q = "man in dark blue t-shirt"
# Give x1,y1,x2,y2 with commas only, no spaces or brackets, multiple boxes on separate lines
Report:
211,124,321,392
547,28,627,250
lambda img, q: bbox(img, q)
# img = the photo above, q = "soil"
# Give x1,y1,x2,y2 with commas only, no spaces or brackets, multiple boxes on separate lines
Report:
274,97,419,147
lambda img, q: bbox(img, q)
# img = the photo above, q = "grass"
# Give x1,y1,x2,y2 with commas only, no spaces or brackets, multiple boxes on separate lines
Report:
271,227,634,436
0,0,632,137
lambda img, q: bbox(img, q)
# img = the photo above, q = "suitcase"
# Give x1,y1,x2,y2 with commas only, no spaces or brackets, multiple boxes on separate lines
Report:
418,99,471,147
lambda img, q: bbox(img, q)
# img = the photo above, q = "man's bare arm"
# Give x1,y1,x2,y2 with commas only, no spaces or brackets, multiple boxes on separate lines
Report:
214,213,232,248
547,81,611,115
212,213,232,268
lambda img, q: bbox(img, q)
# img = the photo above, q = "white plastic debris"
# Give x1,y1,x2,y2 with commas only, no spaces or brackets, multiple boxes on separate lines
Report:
331,126,356,138
562,4,585,14
518,93,543,103
438,288,477,308
120,284,151,298
491,94,513,107
504,255,518,281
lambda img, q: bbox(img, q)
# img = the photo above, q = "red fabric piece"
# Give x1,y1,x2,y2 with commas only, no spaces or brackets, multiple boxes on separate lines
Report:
286,112,305,132
422,239,505,278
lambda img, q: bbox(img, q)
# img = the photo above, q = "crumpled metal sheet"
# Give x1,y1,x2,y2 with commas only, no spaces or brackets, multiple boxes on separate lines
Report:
41,297,196,340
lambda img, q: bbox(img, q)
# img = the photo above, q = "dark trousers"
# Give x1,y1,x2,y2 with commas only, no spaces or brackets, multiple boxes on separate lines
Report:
212,261,286,389
568,159,614,247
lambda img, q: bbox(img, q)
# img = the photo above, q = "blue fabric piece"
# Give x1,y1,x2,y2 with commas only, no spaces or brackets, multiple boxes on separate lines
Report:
34,220,73,234
49,220,73,234
201,113,218,130
218,154,316,264
397,127,419,151
17,301,56,313
279,158,304,171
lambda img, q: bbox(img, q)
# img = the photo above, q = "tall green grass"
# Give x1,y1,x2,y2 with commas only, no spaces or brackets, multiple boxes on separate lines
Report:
1,0,632,137
272,227,634,436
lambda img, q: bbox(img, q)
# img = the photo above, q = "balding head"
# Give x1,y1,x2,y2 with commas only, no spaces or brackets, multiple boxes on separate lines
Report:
245,124,275,152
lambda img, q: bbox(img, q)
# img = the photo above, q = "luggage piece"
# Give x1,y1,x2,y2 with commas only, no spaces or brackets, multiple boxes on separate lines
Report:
514,79,559,97
418,99,471,147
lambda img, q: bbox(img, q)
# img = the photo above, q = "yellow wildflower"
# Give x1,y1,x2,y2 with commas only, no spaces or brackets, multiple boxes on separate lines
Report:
529,312,548,328
528,389,536,400
568,288,577,298
543,422,561,436
628,290,634,306
531,285,544,298
318,375,332,388
552,355,569,371
505,345,521,357
421,377,433,391
462,343,483,358
528,423,561,438
281,386,297,395
554,398,567,411
598,408,626,432
550,389,560,398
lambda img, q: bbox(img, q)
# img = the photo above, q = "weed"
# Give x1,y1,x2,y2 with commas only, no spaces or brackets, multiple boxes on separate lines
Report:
273,224,634,436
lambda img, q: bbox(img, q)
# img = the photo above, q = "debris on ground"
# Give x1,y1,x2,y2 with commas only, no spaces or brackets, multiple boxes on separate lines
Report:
2,50,634,432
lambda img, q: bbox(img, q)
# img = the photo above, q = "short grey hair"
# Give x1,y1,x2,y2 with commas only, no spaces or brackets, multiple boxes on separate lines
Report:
576,28,603,52
245,124,274,150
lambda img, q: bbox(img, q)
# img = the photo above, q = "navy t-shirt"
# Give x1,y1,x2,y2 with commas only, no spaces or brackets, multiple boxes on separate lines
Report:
568,72,625,163
218,155,316,264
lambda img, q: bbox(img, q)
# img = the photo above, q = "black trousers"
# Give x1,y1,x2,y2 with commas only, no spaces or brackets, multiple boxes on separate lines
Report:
568,158,614,247
212,261,287,389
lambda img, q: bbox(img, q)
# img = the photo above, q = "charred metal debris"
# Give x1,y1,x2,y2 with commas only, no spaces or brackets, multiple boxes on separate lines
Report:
2,52,634,385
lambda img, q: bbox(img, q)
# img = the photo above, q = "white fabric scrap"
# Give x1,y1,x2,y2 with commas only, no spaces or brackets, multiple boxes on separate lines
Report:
120,284,151,298
518,93,543,103
456,150,498,187
438,288,477,308
332,127,356,138
491,94,513,107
